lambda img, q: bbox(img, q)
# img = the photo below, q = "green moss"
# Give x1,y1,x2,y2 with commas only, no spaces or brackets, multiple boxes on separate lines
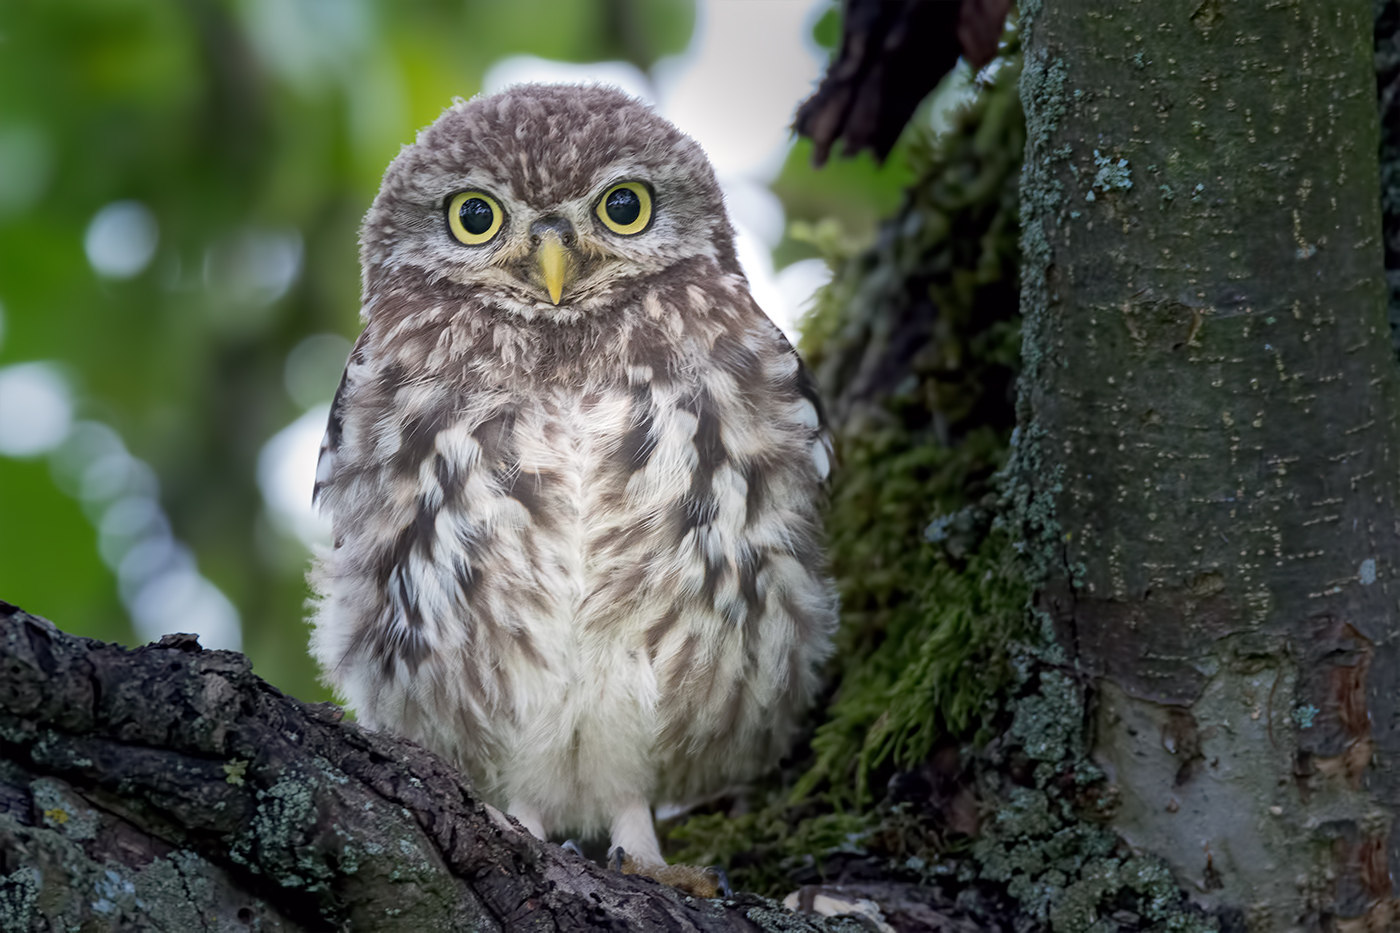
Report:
794,47,1029,815
798,433,1029,805
670,808,877,898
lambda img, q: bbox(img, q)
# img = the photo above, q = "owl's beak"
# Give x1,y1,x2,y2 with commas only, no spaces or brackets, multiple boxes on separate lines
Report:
529,217,577,306
537,235,568,306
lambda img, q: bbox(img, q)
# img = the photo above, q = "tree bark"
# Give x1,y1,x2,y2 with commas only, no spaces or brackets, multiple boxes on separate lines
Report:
0,603,847,932
1015,0,1400,928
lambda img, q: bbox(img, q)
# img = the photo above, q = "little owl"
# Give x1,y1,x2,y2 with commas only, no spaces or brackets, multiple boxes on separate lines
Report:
309,84,837,874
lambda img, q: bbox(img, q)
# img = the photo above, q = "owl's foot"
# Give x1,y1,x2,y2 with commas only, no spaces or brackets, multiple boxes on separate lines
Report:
560,839,586,858
609,846,731,899
507,799,546,840
610,799,664,865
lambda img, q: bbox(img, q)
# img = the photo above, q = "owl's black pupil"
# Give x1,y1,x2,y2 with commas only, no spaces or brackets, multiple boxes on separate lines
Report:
459,198,494,235
605,188,642,226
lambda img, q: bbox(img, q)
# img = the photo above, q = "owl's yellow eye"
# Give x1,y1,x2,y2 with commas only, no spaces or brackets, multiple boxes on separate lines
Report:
447,191,504,246
595,182,652,236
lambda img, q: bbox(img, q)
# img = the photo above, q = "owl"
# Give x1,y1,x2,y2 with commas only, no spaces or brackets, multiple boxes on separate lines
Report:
309,84,837,874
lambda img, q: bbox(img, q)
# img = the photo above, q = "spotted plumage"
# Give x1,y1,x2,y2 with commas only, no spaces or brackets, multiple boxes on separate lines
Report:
309,84,836,867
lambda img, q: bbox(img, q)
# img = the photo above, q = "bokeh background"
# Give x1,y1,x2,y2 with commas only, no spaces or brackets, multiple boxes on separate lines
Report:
0,0,942,703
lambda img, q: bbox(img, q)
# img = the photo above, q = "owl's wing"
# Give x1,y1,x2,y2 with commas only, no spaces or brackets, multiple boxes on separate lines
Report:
741,311,834,487
312,333,365,507
793,351,835,486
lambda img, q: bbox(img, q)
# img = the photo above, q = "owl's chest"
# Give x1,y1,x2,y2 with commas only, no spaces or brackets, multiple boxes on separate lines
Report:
508,387,634,507
499,382,692,598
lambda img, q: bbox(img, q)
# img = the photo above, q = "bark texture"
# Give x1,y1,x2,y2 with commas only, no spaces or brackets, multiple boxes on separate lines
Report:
0,603,855,932
1016,0,1400,928
1381,0,1400,353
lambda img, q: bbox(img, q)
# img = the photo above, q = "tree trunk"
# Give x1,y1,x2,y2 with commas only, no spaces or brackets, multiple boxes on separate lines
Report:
0,604,851,932
1015,0,1400,928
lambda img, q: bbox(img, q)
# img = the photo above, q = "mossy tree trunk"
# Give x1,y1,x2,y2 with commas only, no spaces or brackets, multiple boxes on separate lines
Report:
1016,0,1400,928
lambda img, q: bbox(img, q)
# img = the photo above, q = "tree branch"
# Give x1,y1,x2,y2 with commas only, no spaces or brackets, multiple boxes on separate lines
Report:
0,603,841,931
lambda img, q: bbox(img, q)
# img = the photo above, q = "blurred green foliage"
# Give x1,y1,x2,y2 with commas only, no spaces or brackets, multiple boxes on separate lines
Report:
773,138,915,268
0,0,697,700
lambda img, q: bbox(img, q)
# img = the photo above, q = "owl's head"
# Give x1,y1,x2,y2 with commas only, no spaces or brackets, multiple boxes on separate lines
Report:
360,84,740,322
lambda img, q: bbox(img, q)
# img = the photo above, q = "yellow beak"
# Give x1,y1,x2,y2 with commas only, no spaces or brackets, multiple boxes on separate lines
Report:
537,234,567,305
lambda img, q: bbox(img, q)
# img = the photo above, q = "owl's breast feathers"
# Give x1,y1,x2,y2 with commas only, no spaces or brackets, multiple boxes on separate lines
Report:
310,265,836,814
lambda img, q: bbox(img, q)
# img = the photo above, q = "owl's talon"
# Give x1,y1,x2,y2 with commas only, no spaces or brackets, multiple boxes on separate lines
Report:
609,845,626,873
561,839,585,858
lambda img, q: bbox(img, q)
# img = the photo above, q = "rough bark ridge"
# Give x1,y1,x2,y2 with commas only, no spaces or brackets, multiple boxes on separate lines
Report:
1015,0,1400,928
0,603,853,932
1381,0,1400,353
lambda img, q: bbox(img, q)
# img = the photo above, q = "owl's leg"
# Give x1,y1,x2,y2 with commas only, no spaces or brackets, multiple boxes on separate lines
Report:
610,802,726,898
608,799,664,866
508,799,547,840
